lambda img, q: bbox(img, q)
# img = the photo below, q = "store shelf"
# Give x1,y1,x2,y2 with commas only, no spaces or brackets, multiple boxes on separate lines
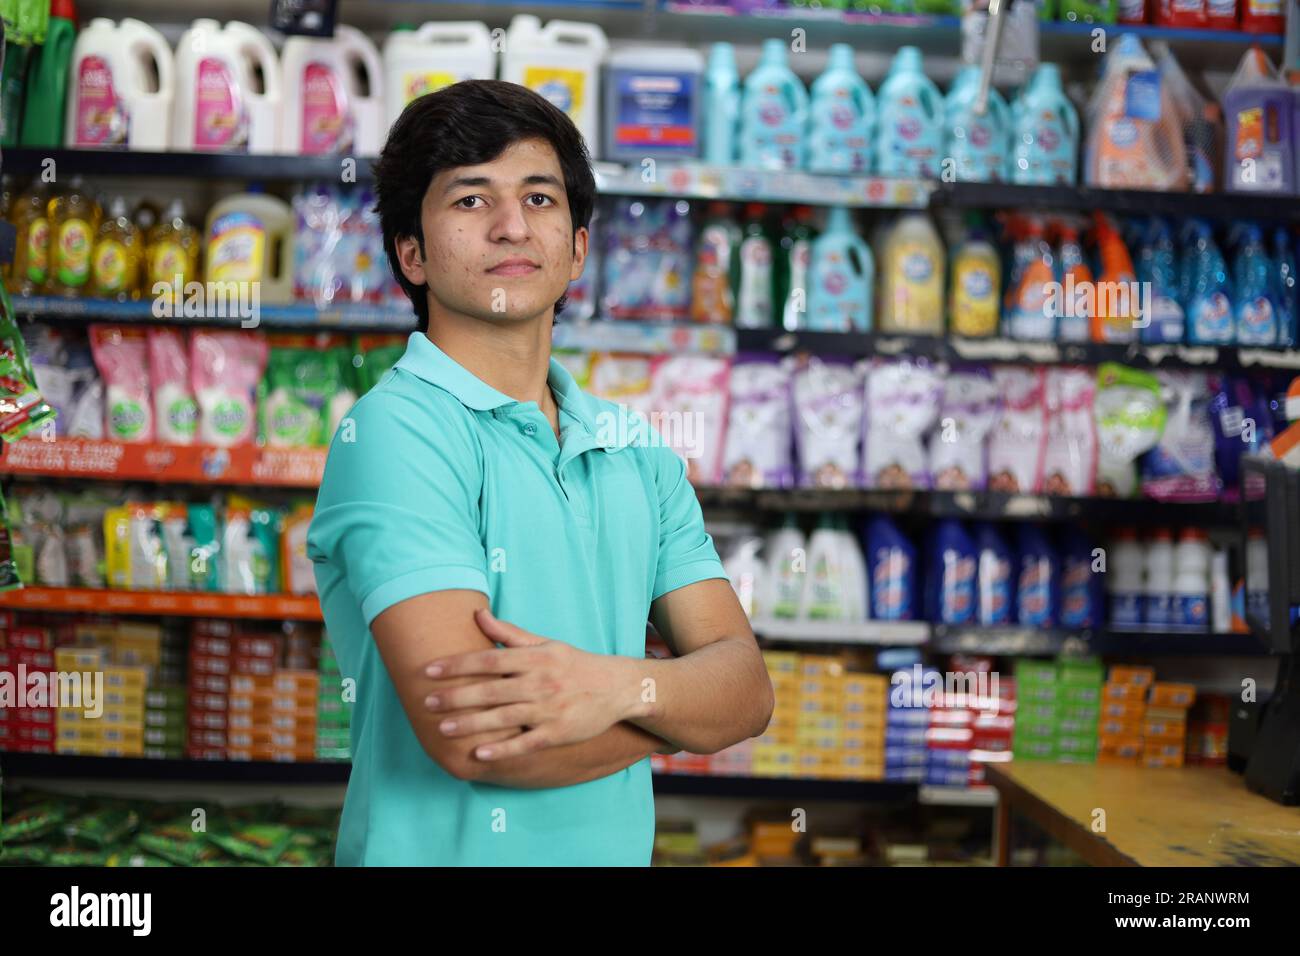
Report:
918,784,999,807
652,770,914,800
1,147,375,182
0,438,327,487
554,319,735,354
0,587,323,621
930,625,1271,656
12,295,414,332
751,617,929,645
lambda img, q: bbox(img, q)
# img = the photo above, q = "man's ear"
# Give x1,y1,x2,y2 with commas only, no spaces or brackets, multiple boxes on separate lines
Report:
569,225,589,283
395,234,428,287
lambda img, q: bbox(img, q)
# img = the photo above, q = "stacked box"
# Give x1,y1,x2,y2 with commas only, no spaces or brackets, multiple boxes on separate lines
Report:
187,620,233,760
1,624,57,754
1055,659,1102,762
1013,657,1103,763
886,666,935,783
96,665,148,757
792,654,854,780
751,650,799,778
53,645,105,755
839,672,886,781
922,656,1016,789
282,623,322,672
1097,665,1153,764
1187,693,1230,766
1142,682,1196,768
315,635,353,761
143,685,187,759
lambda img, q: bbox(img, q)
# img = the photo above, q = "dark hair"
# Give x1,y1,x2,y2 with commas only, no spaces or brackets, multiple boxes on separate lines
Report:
372,79,597,332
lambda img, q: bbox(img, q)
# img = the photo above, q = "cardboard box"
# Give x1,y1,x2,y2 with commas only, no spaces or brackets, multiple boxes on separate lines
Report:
1149,683,1196,709
1109,665,1156,688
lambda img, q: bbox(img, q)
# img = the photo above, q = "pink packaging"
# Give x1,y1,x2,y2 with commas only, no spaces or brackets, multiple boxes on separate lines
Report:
147,328,198,445
987,366,1047,494
88,325,154,444
721,355,793,488
190,331,269,448
648,355,732,486
928,366,1001,491
1041,367,1098,497
863,357,943,489
791,356,864,489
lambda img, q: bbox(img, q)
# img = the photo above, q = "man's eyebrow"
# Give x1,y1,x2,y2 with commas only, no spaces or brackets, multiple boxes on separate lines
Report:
441,173,565,195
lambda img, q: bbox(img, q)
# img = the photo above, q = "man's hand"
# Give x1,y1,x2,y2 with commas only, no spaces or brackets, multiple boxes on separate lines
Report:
423,607,648,762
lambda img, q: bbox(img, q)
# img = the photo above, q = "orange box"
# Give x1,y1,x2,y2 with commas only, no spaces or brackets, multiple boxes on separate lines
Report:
272,670,319,693
1098,734,1144,759
1097,751,1140,766
1143,741,1184,760
1101,700,1146,720
1103,682,1145,701
1108,665,1155,688
1098,717,1144,737
1149,683,1196,709
1143,713,1187,742
228,674,274,696
1143,750,1185,768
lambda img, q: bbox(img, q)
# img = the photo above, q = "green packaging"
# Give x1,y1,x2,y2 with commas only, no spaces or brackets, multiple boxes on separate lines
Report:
1,800,65,843
1059,0,1116,22
63,806,140,849
259,347,341,447
208,822,294,865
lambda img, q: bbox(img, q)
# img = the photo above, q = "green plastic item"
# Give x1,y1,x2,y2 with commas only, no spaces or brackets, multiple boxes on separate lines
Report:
1059,0,1116,22
186,503,221,592
358,343,404,393
0,283,56,442
0,42,30,146
208,822,294,865
260,347,342,447
1,800,65,843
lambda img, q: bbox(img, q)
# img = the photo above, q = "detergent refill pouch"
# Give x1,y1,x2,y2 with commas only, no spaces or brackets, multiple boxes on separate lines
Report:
1040,367,1099,497
1094,362,1167,498
722,354,793,488
928,366,1001,491
792,356,864,489
862,357,943,490
987,366,1047,494
1141,370,1221,502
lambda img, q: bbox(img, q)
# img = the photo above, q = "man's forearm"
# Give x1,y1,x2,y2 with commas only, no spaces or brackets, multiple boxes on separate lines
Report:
621,638,773,755
471,720,673,789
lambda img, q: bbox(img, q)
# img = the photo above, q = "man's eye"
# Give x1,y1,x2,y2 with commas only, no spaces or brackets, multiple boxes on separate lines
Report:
526,194,554,207
457,196,483,209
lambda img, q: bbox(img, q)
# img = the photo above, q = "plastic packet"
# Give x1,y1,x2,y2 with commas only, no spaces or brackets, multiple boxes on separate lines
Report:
792,357,864,489
722,355,793,488
127,501,168,590
63,806,140,849
186,503,221,591
648,354,731,485
928,366,1001,491
987,366,1047,494
1094,362,1167,497
863,357,943,489
1141,370,1220,501
1041,367,1098,496
103,506,131,589
222,496,279,594
89,325,153,443
1,800,66,843
0,284,56,442
207,822,294,865
137,818,226,866
191,331,268,447
64,493,108,588
260,338,345,447
280,501,316,596
147,328,198,445
0,487,22,591
355,335,405,393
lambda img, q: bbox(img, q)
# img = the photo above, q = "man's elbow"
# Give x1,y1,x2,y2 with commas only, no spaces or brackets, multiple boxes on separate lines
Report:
749,675,776,739
416,735,482,781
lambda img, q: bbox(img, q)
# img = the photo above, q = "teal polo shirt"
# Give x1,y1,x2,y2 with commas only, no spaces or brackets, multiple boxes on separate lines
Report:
307,331,728,866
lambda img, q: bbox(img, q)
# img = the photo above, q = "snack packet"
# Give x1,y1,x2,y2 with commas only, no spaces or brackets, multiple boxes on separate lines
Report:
0,284,56,441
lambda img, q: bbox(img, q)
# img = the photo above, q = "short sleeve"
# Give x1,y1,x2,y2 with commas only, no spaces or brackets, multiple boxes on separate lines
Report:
307,381,489,626
649,444,728,602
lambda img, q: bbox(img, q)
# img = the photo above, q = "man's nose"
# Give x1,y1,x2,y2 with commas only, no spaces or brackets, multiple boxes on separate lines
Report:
489,203,530,242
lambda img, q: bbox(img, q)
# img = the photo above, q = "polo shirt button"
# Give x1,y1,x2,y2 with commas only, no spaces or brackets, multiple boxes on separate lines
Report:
523,423,537,436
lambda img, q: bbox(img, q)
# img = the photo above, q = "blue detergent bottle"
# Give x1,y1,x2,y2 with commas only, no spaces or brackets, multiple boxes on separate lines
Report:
1011,63,1079,185
926,520,977,625
738,38,809,171
808,43,874,175
874,46,943,179
703,43,740,166
1274,226,1297,347
1183,220,1235,345
806,206,874,332
944,65,1010,183
1015,525,1058,628
865,515,917,622
1137,217,1185,344
974,522,1015,626
1232,223,1280,346
1059,527,1104,629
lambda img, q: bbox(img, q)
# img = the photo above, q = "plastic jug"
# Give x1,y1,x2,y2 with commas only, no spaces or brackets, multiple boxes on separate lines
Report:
1084,34,1188,190
173,20,281,154
204,189,294,305
18,0,77,147
878,213,945,335
280,25,385,156
1059,527,1103,628
865,516,917,622
1091,212,1140,344
1003,215,1057,341
66,18,174,149
738,38,809,171
875,47,942,179
1274,226,1297,347
502,15,608,151
944,65,1010,183
806,206,873,332
808,43,874,175
382,22,495,131
703,43,740,166
948,217,1001,337
974,523,1015,626
603,46,704,162
925,520,977,625
1012,64,1079,185
1223,47,1297,195
1015,524,1058,628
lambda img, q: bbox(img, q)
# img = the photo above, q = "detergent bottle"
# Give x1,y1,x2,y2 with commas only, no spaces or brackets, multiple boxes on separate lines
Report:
1232,223,1280,345
382,22,495,130
204,188,294,305
66,18,174,149
865,516,917,622
1091,212,1141,344
603,46,705,162
173,20,281,154
146,199,201,305
1084,34,1188,190
1011,64,1079,185
1223,46,1297,195
1274,226,1297,347
1183,220,1235,345
738,38,809,171
45,176,102,298
7,179,53,296
1052,218,1093,342
808,43,874,175
734,204,776,329
878,213,945,335
18,0,77,147
974,522,1015,626
1137,217,1185,344
1015,524,1058,628
777,205,817,331
90,196,144,302
280,25,385,156
806,206,873,332
875,46,942,179
1003,215,1057,341
948,215,1001,337
502,15,608,151
703,43,740,166
690,202,740,325
944,65,1010,182
925,520,977,626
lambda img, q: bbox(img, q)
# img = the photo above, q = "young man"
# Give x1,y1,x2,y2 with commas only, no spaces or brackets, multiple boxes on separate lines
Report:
307,80,774,866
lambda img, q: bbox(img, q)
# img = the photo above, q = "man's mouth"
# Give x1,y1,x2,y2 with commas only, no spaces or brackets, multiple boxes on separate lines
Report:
487,258,540,277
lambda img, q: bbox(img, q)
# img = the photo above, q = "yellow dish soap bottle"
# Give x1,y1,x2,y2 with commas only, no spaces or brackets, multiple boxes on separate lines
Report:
91,196,144,302
948,215,1001,338
8,179,54,296
146,199,201,305
45,175,101,297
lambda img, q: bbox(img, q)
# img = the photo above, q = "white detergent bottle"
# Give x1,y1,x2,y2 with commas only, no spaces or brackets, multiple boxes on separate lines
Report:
765,515,807,621
801,515,846,621
67,18,174,150
836,519,869,622
723,537,767,620
502,14,608,151
204,187,294,304
173,19,281,154
280,24,384,156
383,22,495,131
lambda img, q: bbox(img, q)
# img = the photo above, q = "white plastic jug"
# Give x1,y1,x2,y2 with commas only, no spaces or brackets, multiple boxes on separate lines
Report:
173,19,281,154
382,21,495,131
204,191,294,304
280,24,384,156
501,14,608,150
66,17,174,150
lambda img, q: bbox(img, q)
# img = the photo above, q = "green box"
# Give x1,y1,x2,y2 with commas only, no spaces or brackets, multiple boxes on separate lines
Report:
1058,704,1100,724
143,746,185,761
1020,684,1060,704
1056,750,1098,764
144,687,188,710
315,747,351,762
1056,734,1098,754
1016,721,1056,740
1056,717,1097,736
143,727,187,747
1062,685,1101,705
1059,658,1104,686
316,729,351,750
1018,702,1057,723
1014,739,1056,760
1015,660,1058,686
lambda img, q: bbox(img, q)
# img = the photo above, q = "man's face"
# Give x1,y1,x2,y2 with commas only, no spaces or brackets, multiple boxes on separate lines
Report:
397,137,588,325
